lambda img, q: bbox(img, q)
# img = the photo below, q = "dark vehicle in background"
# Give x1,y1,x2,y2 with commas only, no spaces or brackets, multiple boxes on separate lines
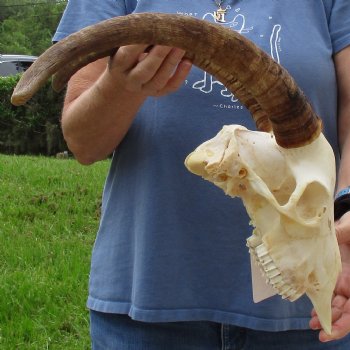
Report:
0,54,37,76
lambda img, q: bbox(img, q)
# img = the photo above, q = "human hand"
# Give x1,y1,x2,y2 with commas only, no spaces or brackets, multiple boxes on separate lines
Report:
108,44,192,97
309,212,350,342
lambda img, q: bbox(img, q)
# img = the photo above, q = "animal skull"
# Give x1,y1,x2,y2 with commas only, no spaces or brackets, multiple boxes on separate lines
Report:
185,125,341,335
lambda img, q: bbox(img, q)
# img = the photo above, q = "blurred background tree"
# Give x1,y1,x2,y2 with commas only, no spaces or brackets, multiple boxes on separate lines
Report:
0,0,68,155
0,0,67,55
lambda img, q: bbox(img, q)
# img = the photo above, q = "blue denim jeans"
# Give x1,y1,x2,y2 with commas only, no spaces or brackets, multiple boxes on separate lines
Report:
90,310,350,350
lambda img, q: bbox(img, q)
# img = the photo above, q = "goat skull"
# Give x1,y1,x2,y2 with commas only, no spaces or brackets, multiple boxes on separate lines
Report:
185,125,341,335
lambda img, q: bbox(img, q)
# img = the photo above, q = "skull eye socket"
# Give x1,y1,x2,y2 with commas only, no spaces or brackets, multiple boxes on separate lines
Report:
295,182,329,221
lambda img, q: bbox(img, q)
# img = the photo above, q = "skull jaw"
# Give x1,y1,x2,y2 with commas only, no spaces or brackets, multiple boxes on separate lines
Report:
185,125,341,336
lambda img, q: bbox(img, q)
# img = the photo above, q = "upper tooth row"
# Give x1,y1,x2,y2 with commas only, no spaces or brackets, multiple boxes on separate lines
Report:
246,238,302,302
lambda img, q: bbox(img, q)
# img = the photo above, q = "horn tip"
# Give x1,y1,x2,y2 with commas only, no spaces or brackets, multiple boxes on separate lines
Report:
11,92,26,106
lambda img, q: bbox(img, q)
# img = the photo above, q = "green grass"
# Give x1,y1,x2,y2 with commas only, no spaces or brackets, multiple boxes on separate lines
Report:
0,155,110,349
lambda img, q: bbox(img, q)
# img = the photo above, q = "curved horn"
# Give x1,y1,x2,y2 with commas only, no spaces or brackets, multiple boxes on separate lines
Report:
11,13,321,148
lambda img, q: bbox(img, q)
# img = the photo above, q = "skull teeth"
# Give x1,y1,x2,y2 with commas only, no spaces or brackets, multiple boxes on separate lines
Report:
247,237,303,302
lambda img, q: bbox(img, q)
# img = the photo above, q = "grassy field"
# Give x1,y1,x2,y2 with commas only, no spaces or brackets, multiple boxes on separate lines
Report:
0,154,110,349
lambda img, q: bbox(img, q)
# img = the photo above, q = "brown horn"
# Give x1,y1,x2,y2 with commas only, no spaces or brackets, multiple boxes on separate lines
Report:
11,13,321,148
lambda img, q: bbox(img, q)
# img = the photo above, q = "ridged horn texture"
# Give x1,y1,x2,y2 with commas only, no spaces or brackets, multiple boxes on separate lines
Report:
11,13,322,148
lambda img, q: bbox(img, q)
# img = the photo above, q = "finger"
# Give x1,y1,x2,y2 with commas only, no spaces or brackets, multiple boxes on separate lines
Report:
310,291,336,318
155,58,192,96
309,295,346,330
138,46,154,62
128,45,173,86
319,312,350,342
335,212,350,244
109,44,149,72
335,272,350,301
332,295,348,321
311,307,317,317
142,48,187,93
309,315,322,330
138,52,148,62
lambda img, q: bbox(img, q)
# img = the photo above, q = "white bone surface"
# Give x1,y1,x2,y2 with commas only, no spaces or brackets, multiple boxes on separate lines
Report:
185,125,341,335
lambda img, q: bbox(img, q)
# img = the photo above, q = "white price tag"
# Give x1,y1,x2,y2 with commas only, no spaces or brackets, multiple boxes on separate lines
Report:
250,255,277,303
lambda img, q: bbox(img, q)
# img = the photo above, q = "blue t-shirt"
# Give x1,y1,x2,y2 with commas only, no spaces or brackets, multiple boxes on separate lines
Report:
54,0,350,331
